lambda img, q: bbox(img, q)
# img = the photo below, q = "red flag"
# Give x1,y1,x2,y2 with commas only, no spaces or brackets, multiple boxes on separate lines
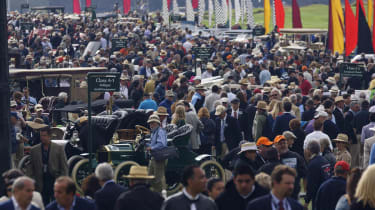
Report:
357,0,374,53
168,0,171,10
292,0,302,28
345,0,357,56
123,0,131,14
274,0,285,29
192,0,199,9
328,0,333,51
73,0,81,14
86,0,91,7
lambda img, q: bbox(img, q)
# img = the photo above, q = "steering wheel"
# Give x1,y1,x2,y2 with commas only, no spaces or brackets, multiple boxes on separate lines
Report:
135,125,150,135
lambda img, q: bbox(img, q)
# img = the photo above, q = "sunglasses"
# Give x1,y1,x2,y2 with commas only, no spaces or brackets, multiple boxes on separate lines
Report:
271,94,278,97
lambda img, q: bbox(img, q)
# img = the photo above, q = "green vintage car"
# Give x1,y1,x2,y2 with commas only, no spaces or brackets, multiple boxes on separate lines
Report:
71,124,225,194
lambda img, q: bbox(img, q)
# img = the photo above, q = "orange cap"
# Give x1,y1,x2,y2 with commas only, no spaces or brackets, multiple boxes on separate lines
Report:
302,66,308,71
274,135,286,143
256,137,273,146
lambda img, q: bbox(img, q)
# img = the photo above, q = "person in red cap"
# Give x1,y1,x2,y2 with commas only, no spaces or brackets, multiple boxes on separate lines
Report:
315,161,350,210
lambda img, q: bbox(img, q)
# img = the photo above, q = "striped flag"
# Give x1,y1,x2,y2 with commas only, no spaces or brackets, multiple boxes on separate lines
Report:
209,0,213,27
222,0,228,25
162,0,169,25
215,0,224,25
186,0,195,22
173,0,179,15
241,0,246,24
234,0,241,24
229,0,232,27
272,0,276,28
246,0,255,28
198,0,205,25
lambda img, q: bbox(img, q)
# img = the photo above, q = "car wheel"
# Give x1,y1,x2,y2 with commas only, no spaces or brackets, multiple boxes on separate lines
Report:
67,155,84,176
200,160,226,182
114,161,140,187
71,158,91,194
18,155,31,175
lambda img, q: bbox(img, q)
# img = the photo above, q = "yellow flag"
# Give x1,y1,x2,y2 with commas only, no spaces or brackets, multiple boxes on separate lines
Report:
369,0,373,28
331,0,344,54
264,0,271,34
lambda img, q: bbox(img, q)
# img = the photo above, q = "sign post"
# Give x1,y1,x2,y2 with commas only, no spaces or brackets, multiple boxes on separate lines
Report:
339,62,365,89
111,38,128,52
192,47,213,74
87,72,120,168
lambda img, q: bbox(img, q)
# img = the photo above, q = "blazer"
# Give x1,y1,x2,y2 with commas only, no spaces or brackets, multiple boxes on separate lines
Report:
0,199,40,210
28,142,68,192
247,194,303,210
115,184,164,210
94,181,126,210
46,196,95,210
214,115,242,155
273,113,295,136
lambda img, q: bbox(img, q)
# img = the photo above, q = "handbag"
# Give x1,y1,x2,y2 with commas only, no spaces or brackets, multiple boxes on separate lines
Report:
150,146,179,161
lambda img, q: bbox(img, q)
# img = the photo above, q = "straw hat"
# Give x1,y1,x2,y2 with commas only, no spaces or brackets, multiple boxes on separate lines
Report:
333,133,349,144
26,118,48,130
237,142,258,155
256,101,267,110
263,87,271,93
239,78,249,86
215,105,226,116
165,90,175,97
195,85,206,91
326,77,336,84
120,75,129,80
207,63,215,70
123,165,154,179
335,96,344,103
155,106,169,116
147,114,160,124
329,86,339,93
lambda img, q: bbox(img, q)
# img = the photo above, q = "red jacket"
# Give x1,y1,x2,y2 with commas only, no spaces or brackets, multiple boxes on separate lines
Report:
300,79,312,95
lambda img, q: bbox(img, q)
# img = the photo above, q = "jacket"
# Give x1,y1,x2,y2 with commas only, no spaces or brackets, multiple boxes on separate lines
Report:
200,117,216,146
344,110,357,144
0,199,40,210
216,180,269,210
115,183,164,210
94,181,126,210
28,142,68,192
247,194,303,210
335,149,352,167
272,113,295,136
163,190,217,210
244,104,257,141
315,176,346,210
363,136,375,167
46,196,95,210
214,115,242,155
155,84,166,100
252,111,267,141
185,110,204,150
333,108,345,132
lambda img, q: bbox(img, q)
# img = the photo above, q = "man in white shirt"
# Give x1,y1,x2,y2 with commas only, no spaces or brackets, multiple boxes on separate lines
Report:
183,38,193,52
304,119,333,151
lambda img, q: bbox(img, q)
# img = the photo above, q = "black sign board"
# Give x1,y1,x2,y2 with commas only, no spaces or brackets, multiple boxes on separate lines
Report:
339,62,364,77
171,15,182,22
253,26,266,36
193,47,212,61
87,72,120,92
20,23,34,33
112,38,128,51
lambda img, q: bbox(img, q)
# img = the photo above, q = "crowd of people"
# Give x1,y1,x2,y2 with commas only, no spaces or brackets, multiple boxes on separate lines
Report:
4,7,375,210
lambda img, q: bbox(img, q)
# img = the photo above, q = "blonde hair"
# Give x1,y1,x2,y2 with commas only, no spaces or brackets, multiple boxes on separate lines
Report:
355,164,375,207
270,101,283,119
268,100,278,112
172,106,185,124
186,90,195,102
255,172,272,190
198,107,210,119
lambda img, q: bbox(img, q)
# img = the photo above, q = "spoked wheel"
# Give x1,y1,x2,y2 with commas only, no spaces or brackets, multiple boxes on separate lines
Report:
18,155,31,175
166,171,183,195
114,161,140,187
67,155,84,176
71,158,92,194
200,160,226,182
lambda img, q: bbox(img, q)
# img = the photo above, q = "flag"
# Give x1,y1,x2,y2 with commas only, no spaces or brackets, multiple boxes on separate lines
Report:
173,0,179,14
234,0,241,24
198,0,205,25
209,0,213,27
328,0,333,51
241,0,246,24
162,0,169,25
73,0,81,14
345,0,357,56
369,0,373,27
229,0,232,27
222,0,228,25
246,0,255,28
357,0,374,53
274,0,285,29
292,0,302,28
329,0,344,54
86,0,91,7
186,0,195,22
215,0,223,26
123,0,131,14
264,0,271,34
373,1,375,50
168,0,171,10
193,0,199,9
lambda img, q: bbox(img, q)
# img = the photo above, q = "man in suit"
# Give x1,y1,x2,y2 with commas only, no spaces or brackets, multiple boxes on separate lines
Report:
94,163,126,210
273,101,295,135
115,165,164,210
228,98,246,135
333,96,345,132
29,127,68,205
0,176,40,210
214,105,242,160
247,165,303,210
46,176,95,210
344,101,360,167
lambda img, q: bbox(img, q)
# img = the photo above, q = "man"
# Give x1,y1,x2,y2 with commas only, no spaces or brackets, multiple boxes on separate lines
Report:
333,96,345,132
315,161,349,210
361,107,375,144
159,90,175,116
234,142,263,171
155,77,168,101
252,101,271,141
192,85,206,112
147,114,168,193
0,176,40,210
304,141,331,210
139,59,154,79
138,92,158,111
115,165,164,210
274,135,306,200
155,106,170,128
204,85,221,112
29,127,68,205
228,98,246,134
239,79,252,102
363,126,375,168
162,165,217,210
257,147,281,175
184,101,204,151
202,63,215,79
344,101,360,167
301,99,315,122
22,87,37,106
353,100,370,144
46,176,95,210
259,63,271,85
304,119,333,151
119,75,129,99
283,131,297,151
298,73,312,96
94,163,126,210
247,165,303,210
214,105,242,160
256,137,274,166
34,104,49,125
215,164,269,210
273,102,295,136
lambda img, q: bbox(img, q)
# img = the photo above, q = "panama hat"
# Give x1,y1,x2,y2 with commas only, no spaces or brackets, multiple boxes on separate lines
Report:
206,63,215,70
26,118,48,130
239,78,249,86
333,133,349,144
155,106,169,116
256,101,267,110
165,90,175,97
335,96,344,103
195,85,206,91
326,77,336,84
147,114,160,124
123,165,154,179
237,142,258,154
215,105,227,116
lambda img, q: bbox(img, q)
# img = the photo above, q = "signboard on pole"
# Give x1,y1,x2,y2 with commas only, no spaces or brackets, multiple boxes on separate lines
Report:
192,47,213,61
111,38,128,51
20,23,34,33
339,62,364,77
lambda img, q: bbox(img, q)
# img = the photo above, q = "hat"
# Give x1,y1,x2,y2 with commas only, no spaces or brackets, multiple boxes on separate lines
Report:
274,135,286,143
335,96,344,103
283,131,296,139
263,87,271,93
239,79,249,86
330,86,339,93
326,77,336,84
195,85,206,91
247,73,255,78
215,105,226,115
123,59,129,65
256,137,273,146
314,110,328,119
238,142,258,154
160,50,167,56
220,98,229,104
256,101,267,110
123,165,155,179
35,104,43,112
26,118,48,129
231,98,240,104
370,106,375,113
147,114,160,124
120,75,129,80
334,161,350,172
194,76,202,81
137,51,143,56
207,63,215,70
10,100,17,107
155,106,169,116
333,133,349,144
165,90,175,97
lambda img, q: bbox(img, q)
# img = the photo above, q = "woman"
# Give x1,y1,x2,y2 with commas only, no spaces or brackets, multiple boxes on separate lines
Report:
289,119,305,157
269,100,283,120
130,80,144,108
335,168,362,210
81,174,101,200
197,107,216,154
350,165,375,210
334,133,352,167
171,105,186,127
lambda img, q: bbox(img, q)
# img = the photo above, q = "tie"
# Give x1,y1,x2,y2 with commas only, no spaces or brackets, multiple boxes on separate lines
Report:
279,200,285,210
234,111,237,119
